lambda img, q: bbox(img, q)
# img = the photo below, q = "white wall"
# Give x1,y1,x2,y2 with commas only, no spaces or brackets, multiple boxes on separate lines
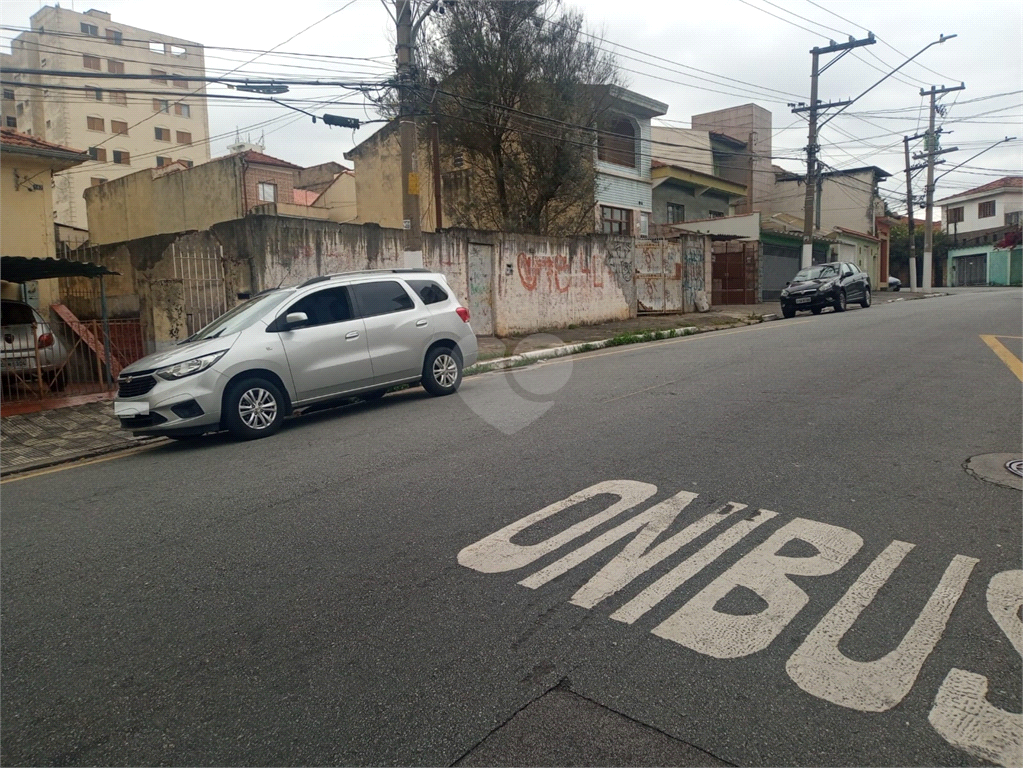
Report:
941,190,1022,234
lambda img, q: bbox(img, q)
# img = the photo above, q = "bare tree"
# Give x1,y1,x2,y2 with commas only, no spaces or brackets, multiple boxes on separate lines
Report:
422,1,622,235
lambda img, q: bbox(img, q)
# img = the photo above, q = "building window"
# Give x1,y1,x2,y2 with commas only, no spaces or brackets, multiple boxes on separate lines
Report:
258,182,277,203
709,210,724,218
80,22,99,36
83,54,101,70
172,76,188,89
978,200,996,218
154,126,171,141
153,99,170,113
176,130,192,144
169,44,186,57
87,115,105,131
90,177,107,186
4,116,16,128
156,156,173,167
88,146,107,161
149,41,165,54
666,202,685,224
184,160,194,168
109,90,127,105
598,116,637,169
174,103,190,118
111,120,128,135
108,59,124,74
91,87,103,101
150,69,167,84
948,206,964,224
106,29,122,45
113,150,130,165
2,89,13,100
601,205,632,235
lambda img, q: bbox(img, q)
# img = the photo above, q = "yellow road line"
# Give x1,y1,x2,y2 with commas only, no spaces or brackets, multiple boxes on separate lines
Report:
980,335,1023,382
0,443,165,484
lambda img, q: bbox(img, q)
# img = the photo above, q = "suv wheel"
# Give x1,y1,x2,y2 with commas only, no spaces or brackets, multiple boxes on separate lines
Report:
422,346,462,396
224,377,285,439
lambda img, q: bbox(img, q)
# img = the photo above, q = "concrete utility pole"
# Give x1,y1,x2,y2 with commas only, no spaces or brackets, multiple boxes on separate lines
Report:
903,131,929,291
919,83,965,290
395,0,422,265
791,35,874,269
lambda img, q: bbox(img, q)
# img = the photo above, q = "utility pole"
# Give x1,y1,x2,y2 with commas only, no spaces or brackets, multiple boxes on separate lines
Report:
919,83,965,290
903,131,929,291
791,35,875,269
395,0,422,265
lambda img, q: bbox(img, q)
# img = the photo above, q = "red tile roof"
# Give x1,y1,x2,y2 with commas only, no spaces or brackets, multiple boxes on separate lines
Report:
236,149,302,169
292,188,321,205
936,175,1022,204
0,127,86,156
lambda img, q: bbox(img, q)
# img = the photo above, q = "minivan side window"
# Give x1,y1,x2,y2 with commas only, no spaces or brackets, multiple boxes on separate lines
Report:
406,279,449,305
351,281,415,318
282,287,354,328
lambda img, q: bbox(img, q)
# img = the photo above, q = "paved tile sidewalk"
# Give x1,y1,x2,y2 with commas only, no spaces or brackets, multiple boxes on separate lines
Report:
1,401,157,475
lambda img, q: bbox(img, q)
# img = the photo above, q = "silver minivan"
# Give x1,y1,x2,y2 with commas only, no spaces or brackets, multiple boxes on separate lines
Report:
113,270,479,440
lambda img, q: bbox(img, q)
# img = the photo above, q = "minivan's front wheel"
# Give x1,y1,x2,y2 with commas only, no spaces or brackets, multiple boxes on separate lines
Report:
224,377,285,439
422,346,462,396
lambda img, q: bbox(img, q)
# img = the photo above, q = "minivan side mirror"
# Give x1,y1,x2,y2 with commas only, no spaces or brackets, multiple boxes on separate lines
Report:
284,311,308,328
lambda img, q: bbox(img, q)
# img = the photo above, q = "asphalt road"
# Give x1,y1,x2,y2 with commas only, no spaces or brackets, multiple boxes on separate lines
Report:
3,289,1021,767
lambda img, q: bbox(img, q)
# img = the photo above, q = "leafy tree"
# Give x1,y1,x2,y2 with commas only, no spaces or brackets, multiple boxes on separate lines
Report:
888,221,951,286
421,0,622,235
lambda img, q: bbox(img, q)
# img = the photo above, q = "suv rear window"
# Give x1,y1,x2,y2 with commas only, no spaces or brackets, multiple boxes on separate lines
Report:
406,279,449,305
1,301,37,326
351,281,414,317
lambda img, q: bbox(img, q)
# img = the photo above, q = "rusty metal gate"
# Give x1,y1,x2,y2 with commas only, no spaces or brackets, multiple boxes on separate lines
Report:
712,240,758,305
635,235,706,313
172,242,229,336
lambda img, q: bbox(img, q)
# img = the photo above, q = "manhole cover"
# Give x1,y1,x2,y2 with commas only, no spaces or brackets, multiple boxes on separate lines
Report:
964,453,1023,490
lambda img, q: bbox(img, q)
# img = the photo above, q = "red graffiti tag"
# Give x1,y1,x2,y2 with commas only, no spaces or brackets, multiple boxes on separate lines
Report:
517,252,571,293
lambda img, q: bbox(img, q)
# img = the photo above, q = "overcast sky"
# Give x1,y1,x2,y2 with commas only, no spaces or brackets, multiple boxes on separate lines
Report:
3,0,1021,211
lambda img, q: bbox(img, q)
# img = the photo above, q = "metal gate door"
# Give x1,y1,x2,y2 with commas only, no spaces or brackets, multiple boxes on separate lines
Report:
712,240,758,305
173,242,229,336
467,243,494,335
953,253,987,286
635,236,703,313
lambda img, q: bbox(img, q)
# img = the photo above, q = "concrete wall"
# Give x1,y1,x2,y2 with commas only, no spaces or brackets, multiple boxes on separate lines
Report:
652,182,733,224
83,215,642,349
691,104,772,215
85,155,244,244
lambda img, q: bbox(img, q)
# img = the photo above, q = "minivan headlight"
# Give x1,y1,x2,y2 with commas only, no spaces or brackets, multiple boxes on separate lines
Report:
155,351,226,380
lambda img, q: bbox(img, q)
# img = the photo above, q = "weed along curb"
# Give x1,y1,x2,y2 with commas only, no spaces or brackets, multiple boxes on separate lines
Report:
464,318,766,377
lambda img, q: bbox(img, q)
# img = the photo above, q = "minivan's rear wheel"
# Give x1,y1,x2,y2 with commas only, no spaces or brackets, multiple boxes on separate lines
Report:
422,346,462,396
224,377,285,439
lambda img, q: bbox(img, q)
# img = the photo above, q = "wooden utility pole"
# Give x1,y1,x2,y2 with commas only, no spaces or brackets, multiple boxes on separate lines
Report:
919,83,965,290
791,35,874,269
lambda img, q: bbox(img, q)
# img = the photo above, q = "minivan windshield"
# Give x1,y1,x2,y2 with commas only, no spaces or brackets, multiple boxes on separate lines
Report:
185,290,294,342
792,265,838,282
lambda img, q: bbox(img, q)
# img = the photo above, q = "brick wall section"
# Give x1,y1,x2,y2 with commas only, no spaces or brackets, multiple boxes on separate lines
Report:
242,163,296,210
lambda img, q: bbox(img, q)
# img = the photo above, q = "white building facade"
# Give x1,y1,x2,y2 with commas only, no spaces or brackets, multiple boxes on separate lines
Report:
7,6,211,228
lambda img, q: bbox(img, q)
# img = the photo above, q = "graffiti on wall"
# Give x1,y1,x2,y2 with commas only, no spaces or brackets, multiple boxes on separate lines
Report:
683,237,705,309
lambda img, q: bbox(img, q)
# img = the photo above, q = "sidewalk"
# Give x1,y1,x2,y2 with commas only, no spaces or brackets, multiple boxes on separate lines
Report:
0,292,927,476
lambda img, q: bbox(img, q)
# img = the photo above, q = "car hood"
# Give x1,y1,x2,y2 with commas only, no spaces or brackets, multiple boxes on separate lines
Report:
787,278,834,292
120,334,239,375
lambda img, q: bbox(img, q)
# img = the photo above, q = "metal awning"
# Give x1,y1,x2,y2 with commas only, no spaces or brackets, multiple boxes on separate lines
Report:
0,256,119,283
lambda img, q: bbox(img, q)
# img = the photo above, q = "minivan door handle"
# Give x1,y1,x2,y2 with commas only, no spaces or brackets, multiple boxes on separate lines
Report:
416,319,428,327
345,331,360,340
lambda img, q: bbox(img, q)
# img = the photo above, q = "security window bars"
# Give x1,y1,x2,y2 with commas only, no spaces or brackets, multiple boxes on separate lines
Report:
948,206,964,224
978,200,996,218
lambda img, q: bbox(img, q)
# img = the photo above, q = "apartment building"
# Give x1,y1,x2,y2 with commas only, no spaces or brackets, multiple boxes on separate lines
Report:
5,6,211,228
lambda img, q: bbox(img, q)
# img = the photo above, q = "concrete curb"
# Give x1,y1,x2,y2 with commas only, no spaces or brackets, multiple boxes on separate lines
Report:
0,436,167,478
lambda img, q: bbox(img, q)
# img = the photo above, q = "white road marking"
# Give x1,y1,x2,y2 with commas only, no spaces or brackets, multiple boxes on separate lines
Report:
611,507,774,625
650,518,863,658
928,570,1023,768
786,542,978,712
457,480,657,573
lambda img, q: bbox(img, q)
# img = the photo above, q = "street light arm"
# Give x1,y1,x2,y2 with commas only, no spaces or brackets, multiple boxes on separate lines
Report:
819,35,958,130
934,137,1017,184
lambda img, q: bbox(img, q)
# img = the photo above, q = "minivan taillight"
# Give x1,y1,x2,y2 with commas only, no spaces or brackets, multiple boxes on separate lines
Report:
456,307,470,323
37,333,54,348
